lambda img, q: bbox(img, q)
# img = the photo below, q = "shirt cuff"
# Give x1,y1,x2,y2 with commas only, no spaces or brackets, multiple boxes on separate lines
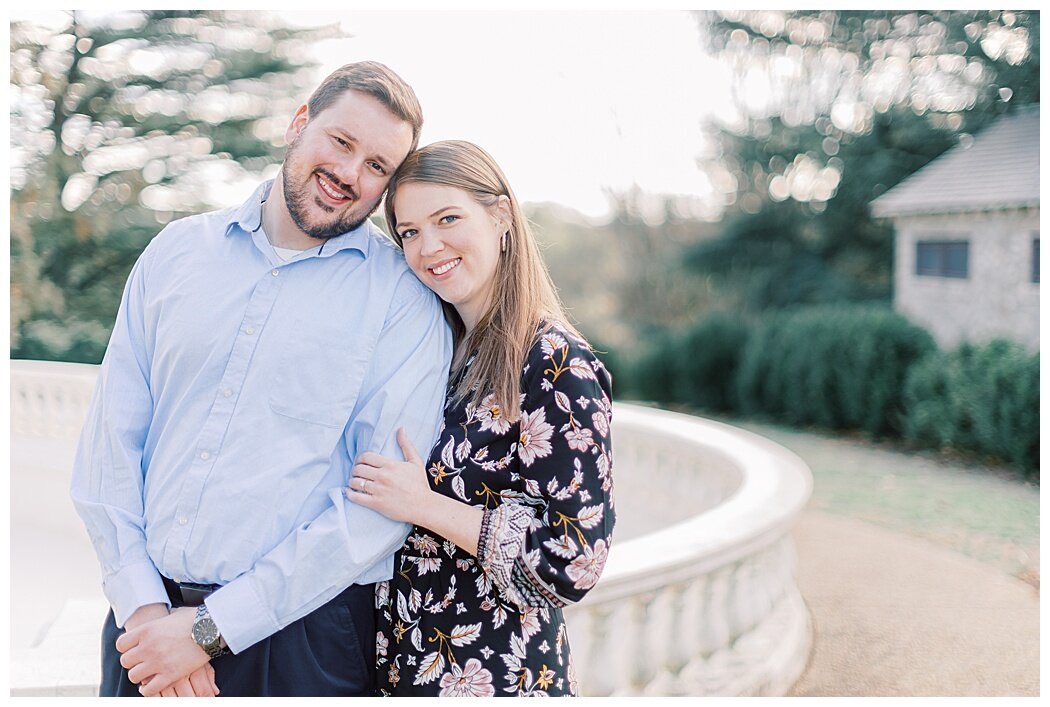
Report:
103,561,171,628
205,576,277,655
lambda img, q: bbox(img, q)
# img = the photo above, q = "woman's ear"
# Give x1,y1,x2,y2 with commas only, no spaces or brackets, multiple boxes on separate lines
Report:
495,195,512,231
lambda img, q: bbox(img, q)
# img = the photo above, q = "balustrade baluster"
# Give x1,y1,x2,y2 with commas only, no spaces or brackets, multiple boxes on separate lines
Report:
576,603,614,696
641,583,682,695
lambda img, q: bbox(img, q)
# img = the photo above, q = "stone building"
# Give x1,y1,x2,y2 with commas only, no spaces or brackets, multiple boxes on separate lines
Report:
871,105,1039,351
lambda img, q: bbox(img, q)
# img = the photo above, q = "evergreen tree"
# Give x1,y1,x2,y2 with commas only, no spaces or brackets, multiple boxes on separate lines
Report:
11,10,341,362
689,10,1039,311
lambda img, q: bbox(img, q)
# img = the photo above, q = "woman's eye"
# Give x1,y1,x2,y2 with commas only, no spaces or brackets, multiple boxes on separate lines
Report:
399,228,418,240
439,214,459,225
333,136,349,148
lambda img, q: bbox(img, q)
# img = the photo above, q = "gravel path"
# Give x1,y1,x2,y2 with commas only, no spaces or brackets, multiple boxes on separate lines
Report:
730,419,1040,697
789,511,1039,696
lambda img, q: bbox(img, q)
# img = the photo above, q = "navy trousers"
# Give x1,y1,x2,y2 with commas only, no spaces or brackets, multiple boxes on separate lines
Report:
100,583,376,697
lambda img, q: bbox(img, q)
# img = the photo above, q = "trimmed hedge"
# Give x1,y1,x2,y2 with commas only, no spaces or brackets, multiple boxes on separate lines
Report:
674,312,752,412
903,340,1039,478
734,305,936,437
629,330,680,404
623,304,1038,478
623,313,752,412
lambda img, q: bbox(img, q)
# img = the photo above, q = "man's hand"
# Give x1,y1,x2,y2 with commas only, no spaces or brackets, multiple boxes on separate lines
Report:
158,664,219,697
116,606,213,697
124,603,170,632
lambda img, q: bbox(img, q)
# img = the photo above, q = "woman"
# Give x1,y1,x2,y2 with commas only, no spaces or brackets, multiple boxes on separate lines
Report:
345,141,615,697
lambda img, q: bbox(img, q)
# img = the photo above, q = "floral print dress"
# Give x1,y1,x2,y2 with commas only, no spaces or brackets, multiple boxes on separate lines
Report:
375,324,615,696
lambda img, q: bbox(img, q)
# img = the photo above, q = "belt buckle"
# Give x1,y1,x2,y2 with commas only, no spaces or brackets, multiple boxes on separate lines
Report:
178,582,216,606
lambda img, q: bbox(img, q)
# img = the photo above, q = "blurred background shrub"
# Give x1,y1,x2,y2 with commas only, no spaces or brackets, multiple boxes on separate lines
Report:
676,312,753,413
903,340,1040,478
734,306,935,437
622,303,1037,479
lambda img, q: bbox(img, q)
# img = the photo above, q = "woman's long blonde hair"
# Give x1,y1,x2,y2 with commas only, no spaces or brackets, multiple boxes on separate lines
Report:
384,140,582,422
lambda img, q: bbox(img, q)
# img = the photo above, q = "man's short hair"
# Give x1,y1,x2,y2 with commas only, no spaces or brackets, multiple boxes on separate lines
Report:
306,60,424,152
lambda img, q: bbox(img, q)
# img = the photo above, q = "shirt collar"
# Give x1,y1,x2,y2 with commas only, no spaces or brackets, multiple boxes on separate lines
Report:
224,179,373,258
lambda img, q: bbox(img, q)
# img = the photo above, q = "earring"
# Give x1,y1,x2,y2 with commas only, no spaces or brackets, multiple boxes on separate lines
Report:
500,231,508,252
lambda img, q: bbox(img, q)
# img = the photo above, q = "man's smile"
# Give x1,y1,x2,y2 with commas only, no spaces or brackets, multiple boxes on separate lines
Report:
315,171,356,204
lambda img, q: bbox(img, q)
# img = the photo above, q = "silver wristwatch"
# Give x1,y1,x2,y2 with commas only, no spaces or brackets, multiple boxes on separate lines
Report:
191,604,230,659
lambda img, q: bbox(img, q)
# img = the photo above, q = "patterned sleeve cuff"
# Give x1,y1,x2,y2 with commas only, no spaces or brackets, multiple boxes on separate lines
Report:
477,503,536,610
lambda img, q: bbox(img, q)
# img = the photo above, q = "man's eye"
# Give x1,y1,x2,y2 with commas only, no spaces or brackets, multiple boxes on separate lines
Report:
333,136,349,148
399,228,418,240
439,215,459,225
370,162,386,175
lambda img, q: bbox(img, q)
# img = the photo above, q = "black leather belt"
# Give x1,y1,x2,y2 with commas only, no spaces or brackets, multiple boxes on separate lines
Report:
162,576,222,607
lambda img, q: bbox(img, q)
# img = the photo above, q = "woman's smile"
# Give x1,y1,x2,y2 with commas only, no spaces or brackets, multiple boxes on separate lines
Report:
428,257,462,278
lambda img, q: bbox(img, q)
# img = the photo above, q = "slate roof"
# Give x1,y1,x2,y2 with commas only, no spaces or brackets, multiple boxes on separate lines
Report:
871,104,1039,217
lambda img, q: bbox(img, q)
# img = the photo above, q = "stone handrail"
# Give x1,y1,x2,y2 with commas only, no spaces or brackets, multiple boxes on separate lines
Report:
9,360,812,696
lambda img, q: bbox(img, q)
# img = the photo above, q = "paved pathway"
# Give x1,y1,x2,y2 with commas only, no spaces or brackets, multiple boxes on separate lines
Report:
788,510,1039,696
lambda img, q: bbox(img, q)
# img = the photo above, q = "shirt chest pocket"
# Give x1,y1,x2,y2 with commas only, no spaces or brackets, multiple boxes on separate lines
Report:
268,326,368,428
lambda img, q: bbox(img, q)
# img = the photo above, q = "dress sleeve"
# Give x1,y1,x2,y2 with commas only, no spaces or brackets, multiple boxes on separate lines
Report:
476,327,615,610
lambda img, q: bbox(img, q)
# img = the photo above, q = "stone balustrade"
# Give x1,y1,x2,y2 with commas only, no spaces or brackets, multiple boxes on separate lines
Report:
562,405,812,696
10,359,99,441
9,360,812,696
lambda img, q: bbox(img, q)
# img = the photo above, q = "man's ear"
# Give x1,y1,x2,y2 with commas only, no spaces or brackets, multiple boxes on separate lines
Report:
285,104,310,144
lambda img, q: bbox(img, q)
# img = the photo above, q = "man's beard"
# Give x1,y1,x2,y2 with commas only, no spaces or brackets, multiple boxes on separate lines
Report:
281,141,381,240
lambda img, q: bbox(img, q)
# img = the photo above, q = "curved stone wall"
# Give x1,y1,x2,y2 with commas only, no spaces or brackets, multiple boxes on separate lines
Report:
9,361,812,696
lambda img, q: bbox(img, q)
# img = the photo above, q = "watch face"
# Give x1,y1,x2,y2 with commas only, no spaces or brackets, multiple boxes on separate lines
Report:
193,616,219,646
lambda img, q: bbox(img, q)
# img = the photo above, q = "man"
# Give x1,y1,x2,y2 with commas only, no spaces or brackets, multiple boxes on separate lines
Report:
70,61,452,697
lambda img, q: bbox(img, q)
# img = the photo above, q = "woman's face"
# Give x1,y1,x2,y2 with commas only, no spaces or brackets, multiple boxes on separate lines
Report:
393,182,508,332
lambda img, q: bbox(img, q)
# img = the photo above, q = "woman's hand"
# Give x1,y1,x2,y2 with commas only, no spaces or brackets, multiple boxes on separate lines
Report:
350,427,486,556
346,427,434,525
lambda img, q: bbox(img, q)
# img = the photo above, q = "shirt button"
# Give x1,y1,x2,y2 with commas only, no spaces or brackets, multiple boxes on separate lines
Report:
200,451,210,461
271,269,279,277
223,388,233,398
178,517,188,526
245,327,255,335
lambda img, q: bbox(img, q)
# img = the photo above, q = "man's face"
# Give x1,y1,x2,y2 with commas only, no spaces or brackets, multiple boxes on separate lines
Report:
281,89,414,240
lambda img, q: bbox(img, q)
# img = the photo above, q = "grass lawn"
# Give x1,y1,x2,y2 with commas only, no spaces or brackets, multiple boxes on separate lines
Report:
717,416,1040,586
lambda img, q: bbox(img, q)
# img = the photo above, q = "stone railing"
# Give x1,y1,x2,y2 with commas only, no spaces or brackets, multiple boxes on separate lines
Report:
9,361,812,696
563,405,812,696
10,359,99,442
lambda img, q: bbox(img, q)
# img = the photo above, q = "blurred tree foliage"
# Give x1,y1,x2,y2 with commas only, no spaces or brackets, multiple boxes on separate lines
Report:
689,10,1039,311
528,190,722,365
10,10,340,362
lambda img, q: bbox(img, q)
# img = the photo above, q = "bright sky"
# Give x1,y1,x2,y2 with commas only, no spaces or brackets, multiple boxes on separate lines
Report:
279,11,729,219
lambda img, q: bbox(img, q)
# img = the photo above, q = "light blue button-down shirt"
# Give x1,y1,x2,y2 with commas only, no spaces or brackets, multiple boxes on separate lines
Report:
70,180,452,652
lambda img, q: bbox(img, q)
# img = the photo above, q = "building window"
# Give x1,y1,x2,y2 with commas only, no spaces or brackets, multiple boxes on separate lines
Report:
1033,237,1040,283
916,240,969,278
